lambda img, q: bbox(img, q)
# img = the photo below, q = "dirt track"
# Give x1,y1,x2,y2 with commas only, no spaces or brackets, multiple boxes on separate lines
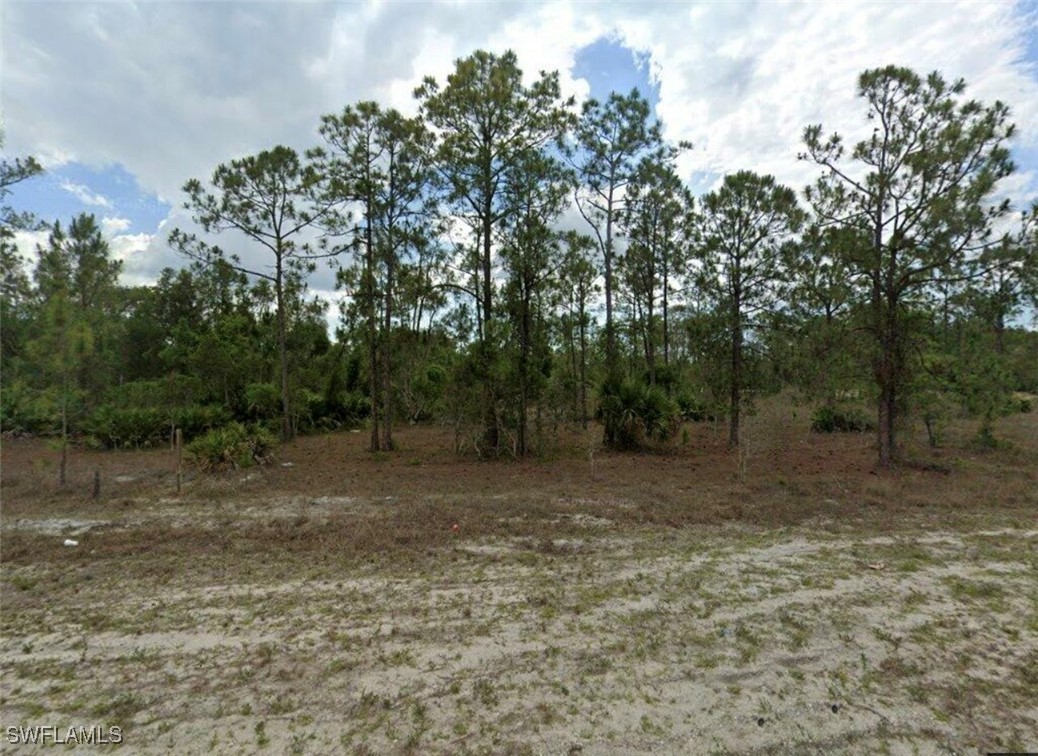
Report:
2,413,1037,753
2,505,1036,754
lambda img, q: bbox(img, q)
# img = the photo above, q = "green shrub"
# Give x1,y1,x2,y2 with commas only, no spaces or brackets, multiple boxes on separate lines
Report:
647,364,681,394
810,405,874,433
245,383,281,421
84,404,229,449
675,392,722,423
84,406,168,448
600,378,679,450
0,383,62,435
186,423,278,472
172,405,232,439
105,376,206,409
404,364,447,423
291,388,323,433
316,389,370,428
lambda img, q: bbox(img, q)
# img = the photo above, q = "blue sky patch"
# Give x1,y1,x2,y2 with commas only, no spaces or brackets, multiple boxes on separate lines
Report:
1021,0,1038,66
574,37,723,194
9,23,1037,246
8,161,170,235
574,36,661,120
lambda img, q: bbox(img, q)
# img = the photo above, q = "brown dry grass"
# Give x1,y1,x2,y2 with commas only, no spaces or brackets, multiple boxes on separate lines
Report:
1,401,1036,753
3,400,1035,569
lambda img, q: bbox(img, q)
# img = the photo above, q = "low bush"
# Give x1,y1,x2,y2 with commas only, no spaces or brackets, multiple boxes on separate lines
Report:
290,388,323,433
172,404,232,439
600,378,679,450
315,390,370,428
85,404,230,449
810,405,874,433
0,384,62,435
245,383,281,422
84,406,168,448
186,422,277,472
675,392,722,423
105,375,206,409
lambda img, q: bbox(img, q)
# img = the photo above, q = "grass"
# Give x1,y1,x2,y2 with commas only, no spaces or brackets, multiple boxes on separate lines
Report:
1,408,1036,753
90,691,149,720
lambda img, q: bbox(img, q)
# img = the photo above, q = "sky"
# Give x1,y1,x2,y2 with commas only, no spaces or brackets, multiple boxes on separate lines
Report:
3,0,1037,307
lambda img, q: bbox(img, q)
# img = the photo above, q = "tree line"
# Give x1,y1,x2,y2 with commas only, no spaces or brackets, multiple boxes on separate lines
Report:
2,53,1036,470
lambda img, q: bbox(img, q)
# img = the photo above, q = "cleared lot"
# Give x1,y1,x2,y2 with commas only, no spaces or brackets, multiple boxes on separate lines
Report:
2,413,1036,753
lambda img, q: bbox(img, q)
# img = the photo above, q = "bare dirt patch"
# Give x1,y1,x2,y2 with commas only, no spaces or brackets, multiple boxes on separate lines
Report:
2,410,1036,753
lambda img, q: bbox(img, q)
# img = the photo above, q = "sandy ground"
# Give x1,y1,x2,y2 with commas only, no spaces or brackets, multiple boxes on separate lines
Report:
2,412,1037,754
2,505,1036,754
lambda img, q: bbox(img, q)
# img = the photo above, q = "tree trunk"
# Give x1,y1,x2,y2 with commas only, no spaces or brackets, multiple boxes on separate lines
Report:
567,310,578,420
366,213,379,453
646,297,656,386
728,246,743,447
517,282,532,457
481,347,499,452
729,309,742,448
276,251,292,441
924,415,938,448
878,371,895,467
518,379,527,458
382,227,394,452
481,186,499,452
877,304,900,467
482,211,493,341
604,184,616,374
877,233,903,467
60,375,68,488
579,300,588,429
994,309,1005,355
662,255,670,371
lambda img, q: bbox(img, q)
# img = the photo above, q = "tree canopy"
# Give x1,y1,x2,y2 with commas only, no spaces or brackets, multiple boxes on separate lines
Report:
3,55,1035,472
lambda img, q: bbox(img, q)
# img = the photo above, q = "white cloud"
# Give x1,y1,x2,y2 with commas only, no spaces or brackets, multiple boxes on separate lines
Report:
994,169,1038,206
11,229,49,268
101,216,132,236
606,1,1038,193
10,225,160,289
109,232,157,286
59,180,112,209
36,147,75,170
483,2,601,103
4,0,1036,291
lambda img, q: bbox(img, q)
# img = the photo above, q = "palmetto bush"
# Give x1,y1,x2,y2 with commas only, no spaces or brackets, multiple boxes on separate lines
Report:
85,404,230,449
810,404,874,433
84,406,167,448
186,422,278,472
600,378,679,450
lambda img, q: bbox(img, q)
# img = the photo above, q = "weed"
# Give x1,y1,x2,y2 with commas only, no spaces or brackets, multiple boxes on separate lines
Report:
473,678,498,708
269,694,296,715
326,657,355,674
91,692,147,720
255,721,269,748
536,701,559,725
379,648,416,667
640,713,665,735
944,576,1006,604
8,574,37,591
